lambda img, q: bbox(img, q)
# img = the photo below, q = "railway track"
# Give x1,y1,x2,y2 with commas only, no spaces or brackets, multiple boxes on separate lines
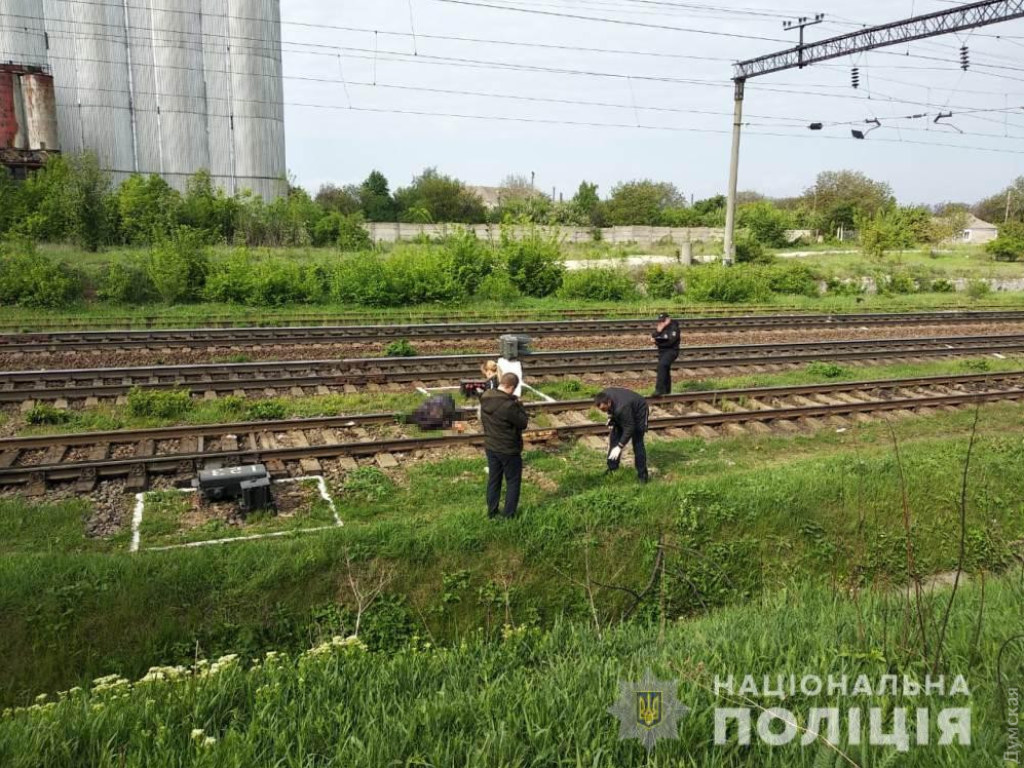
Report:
0,304,920,333
3,371,1023,493
6,310,1024,351
4,332,1024,406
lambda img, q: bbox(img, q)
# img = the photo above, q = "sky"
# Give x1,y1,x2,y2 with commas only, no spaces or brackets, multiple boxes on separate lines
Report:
280,0,1024,206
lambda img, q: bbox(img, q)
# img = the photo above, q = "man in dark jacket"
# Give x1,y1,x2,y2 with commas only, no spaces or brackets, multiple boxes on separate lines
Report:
652,313,681,396
480,372,530,519
595,388,650,482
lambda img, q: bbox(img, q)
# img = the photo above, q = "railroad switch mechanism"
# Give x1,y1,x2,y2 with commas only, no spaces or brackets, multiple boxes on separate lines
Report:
193,464,275,515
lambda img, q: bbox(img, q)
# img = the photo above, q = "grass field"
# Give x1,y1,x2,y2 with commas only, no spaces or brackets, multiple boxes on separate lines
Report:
0,573,1019,767
788,244,1024,281
3,402,1024,708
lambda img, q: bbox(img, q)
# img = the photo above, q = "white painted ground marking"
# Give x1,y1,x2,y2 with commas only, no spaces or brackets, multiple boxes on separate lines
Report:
522,383,556,403
132,476,342,553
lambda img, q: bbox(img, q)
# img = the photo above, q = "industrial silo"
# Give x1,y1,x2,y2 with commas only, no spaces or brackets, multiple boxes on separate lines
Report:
201,0,237,194
148,0,211,188
0,0,47,67
1,0,286,198
39,0,83,155
228,0,286,200
70,0,137,182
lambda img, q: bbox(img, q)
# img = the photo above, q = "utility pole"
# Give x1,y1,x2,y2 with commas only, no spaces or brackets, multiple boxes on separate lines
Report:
724,14,822,265
1006,189,1013,223
722,0,1024,264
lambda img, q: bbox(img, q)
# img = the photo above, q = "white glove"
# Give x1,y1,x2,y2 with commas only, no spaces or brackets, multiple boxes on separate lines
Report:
606,418,614,429
608,446,623,462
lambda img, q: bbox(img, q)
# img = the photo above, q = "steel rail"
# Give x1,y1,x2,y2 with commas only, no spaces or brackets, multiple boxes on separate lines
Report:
2,373,1023,488
3,332,1024,403
5,310,1024,350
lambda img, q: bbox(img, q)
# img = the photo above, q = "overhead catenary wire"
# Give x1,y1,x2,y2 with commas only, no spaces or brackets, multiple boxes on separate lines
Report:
4,0,1024,165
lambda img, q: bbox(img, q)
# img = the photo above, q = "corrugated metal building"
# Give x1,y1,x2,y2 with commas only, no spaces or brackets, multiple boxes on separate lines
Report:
0,0,286,199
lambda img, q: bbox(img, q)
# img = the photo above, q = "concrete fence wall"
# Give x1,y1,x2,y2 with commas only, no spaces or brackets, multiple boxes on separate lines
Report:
364,223,816,247
364,223,729,246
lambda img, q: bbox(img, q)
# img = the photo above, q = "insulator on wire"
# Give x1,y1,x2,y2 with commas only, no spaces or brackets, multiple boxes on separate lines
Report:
960,45,969,71
851,67,860,89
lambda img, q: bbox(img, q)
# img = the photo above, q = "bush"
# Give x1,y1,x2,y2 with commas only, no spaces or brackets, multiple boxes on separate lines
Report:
929,278,955,293
0,239,83,308
986,221,1024,262
558,268,637,301
383,247,465,305
684,265,768,303
126,388,194,419
737,201,793,248
764,263,820,297
967,279,991,299
148,228,209,303
442,230,495,295
825,277,865,296
734,236,775,265
98,258,155,304
245,400,287,421
24,404,73,426
501,226,565,297
644,265,678,300
876,272,918,295
385,340,418,357
474,269,520,303
337,214,373,252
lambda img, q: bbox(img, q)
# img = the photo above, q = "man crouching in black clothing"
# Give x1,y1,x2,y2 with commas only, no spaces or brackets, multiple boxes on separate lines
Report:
652,313,681,396
595,388,650,483
480,373,529,519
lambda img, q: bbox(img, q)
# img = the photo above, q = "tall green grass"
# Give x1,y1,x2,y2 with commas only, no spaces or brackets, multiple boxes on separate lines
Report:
0,575,1019,767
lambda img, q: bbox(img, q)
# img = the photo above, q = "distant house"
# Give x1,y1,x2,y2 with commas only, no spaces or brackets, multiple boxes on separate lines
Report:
467,185,547,211
961,214,999,244
468,186,503,211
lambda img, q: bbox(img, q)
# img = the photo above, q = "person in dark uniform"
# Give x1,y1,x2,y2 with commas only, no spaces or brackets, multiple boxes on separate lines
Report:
651,313,681,396
595,388,650,483
480,372,530,519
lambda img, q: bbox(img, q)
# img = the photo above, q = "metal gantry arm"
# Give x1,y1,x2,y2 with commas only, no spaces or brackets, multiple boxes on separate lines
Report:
721,0,1024,264
735,0,1024,80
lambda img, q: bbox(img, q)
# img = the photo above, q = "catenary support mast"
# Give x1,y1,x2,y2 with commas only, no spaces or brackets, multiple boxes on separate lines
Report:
722,0,1024,263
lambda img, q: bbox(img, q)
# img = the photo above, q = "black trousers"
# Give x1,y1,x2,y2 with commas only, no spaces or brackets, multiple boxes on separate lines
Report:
486,450,523,518
608,426,648,480
655,349,679,396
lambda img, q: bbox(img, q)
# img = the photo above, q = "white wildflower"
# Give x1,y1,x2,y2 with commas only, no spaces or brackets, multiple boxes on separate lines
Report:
202,736,217,747
190,729,205,741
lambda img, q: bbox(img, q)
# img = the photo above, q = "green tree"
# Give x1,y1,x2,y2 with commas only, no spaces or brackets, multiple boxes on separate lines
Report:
974,177,1024,224
494,175,551,223
68,153,114,251
930,204,971,245
737,201,794,247
359,171,396,222
179,169,238,243
605,180,685,226
570,181,605,227
394,168,485,224
803,170,895,236
858,208,911,260
986,220,1024,261
115,174,181,245
315,183,362,215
